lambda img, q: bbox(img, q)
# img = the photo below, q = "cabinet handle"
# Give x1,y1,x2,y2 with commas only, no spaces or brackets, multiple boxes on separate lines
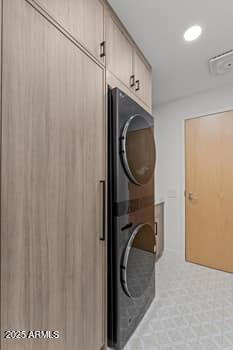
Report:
155,221,158,236
130,75,135,87
135,80,140,91
100,180,106,241
100,41,106,58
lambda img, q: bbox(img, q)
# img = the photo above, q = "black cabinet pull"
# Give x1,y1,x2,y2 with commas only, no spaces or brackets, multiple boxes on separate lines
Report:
100,180,106,241
130,75,135,87
135,80,140,91
100,41,106,58
155,221,158,236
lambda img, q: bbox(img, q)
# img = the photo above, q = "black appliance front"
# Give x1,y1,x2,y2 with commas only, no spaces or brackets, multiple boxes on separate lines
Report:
108,88,156,350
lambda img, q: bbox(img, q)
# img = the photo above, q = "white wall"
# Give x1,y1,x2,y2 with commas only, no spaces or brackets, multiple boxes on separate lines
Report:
153,84,233,257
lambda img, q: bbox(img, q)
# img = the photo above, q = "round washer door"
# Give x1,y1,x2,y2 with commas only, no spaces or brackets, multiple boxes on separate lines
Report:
121,115,156,185
121,224,156,298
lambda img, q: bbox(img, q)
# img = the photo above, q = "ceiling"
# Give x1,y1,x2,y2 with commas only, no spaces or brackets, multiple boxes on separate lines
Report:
108,0,233,106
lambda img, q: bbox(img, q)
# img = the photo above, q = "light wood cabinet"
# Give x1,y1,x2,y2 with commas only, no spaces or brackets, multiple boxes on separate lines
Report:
31,0,154,113
106,11,134,89
134,50,153,108
34,0,105,63
1,1,105,349
105,5,153,110
106,70,152,114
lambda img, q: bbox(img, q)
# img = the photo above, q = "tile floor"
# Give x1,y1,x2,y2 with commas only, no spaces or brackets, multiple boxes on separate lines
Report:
125,251,233,350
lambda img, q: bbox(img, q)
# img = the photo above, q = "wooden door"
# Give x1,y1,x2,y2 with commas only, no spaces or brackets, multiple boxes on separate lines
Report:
134,51,152,107
185,111,233,273
106,12,134,89
1,1,105,349
34,0,104,63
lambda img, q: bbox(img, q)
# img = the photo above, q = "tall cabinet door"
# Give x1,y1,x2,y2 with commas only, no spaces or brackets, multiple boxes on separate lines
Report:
1,1,105,350
35,0,104,63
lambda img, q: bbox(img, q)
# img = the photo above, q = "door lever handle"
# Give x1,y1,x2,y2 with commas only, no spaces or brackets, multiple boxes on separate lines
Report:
187,192,198,201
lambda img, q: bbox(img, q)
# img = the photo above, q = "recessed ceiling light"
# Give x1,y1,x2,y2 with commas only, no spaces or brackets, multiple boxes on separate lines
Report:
184,25,202,42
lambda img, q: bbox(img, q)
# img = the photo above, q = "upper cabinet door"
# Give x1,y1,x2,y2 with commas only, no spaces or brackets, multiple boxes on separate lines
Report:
134,51,152,108
106,12,134,89
35,0,104,63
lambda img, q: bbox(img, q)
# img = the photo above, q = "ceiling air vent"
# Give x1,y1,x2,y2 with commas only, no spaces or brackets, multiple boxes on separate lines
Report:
209,50,233,75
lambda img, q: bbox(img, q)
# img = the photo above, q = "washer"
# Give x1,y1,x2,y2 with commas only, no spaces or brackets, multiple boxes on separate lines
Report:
108,88,156,350
121,223,156,298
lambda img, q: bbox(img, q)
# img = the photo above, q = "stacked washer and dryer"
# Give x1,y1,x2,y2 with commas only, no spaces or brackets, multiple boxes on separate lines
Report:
108,88,156,350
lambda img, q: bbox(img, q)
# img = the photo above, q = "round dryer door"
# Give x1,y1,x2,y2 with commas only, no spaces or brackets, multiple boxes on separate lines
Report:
121,224,156,298
121,115,156,185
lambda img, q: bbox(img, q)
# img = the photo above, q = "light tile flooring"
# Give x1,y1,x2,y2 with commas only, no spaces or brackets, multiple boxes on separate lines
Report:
125,251,233,350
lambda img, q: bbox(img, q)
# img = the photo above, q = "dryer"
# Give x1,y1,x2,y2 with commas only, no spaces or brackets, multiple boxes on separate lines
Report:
108,88,156,350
